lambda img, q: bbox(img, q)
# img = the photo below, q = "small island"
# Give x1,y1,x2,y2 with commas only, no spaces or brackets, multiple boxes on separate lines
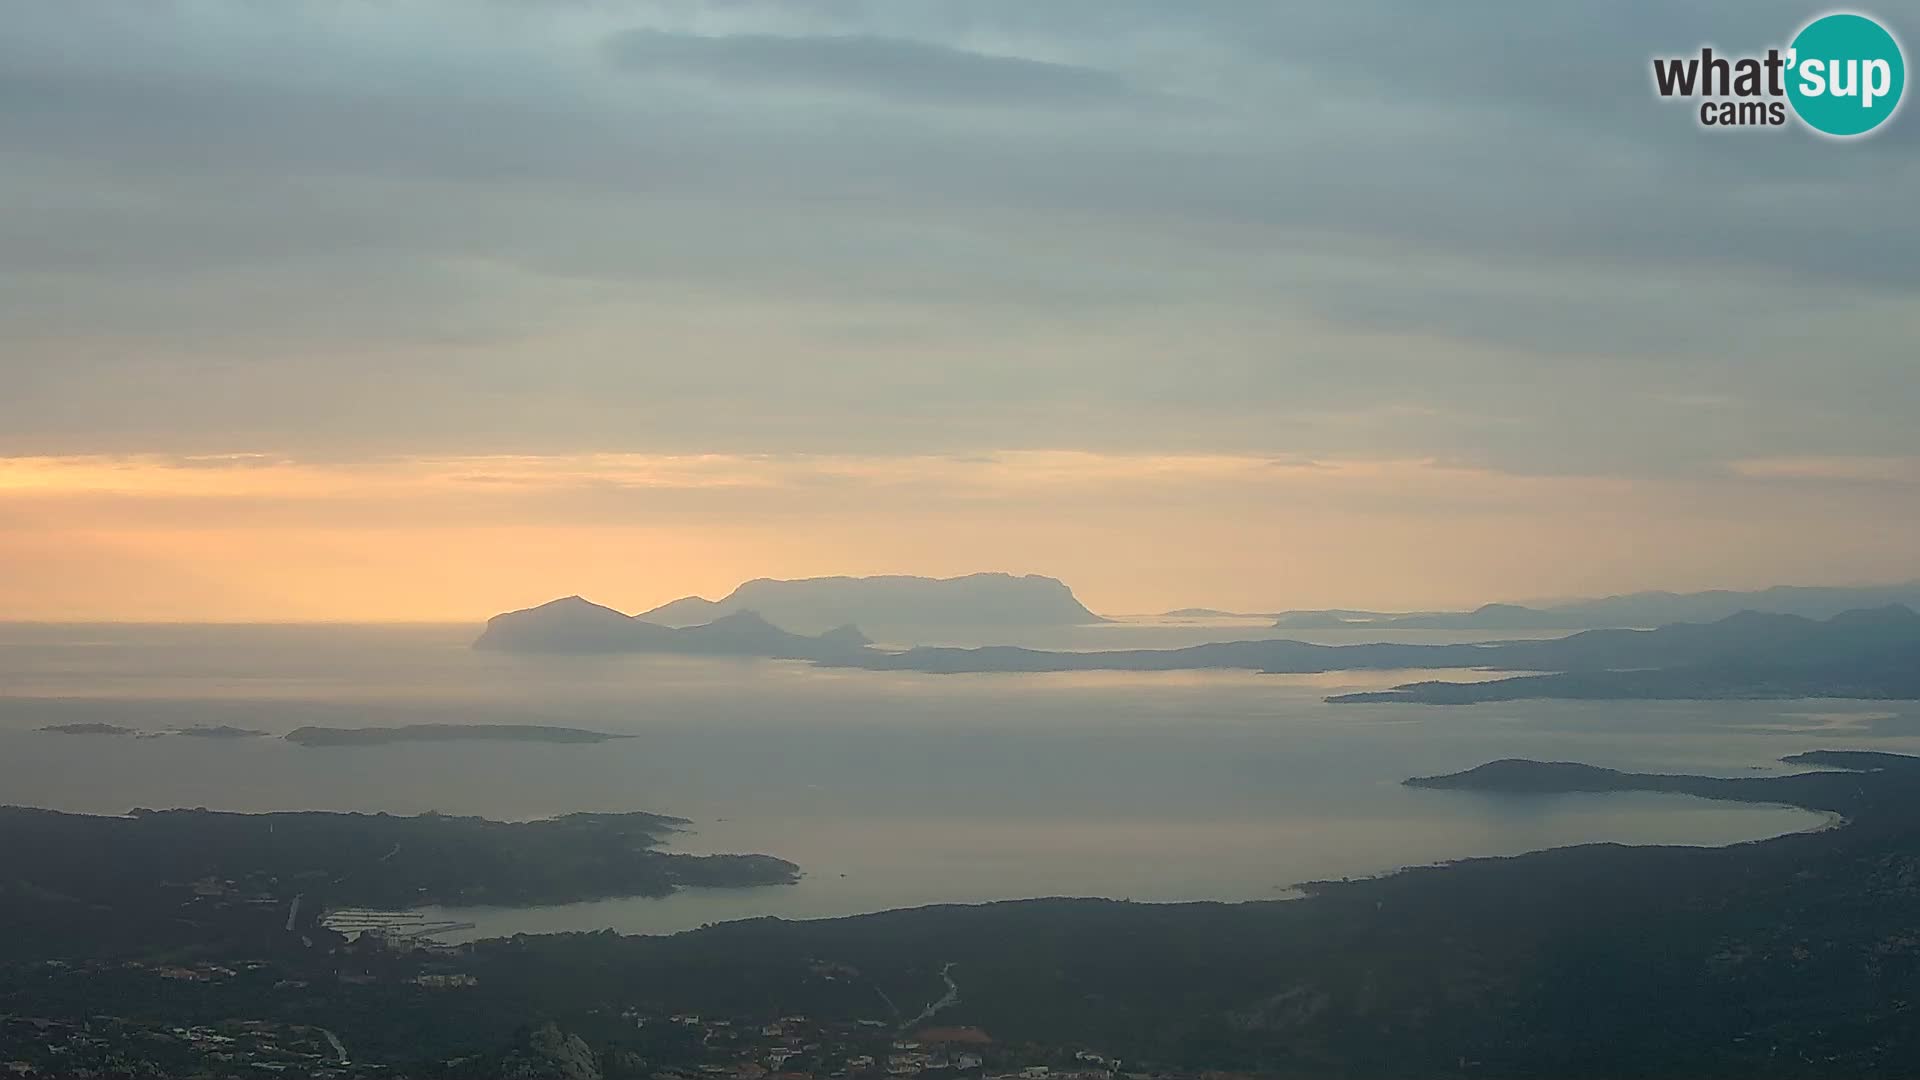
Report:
285,723,634,747
40,722,268,738
40,722,137,736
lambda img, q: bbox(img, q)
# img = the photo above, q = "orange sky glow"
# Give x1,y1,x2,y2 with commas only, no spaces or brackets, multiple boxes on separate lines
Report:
3,452,1914,623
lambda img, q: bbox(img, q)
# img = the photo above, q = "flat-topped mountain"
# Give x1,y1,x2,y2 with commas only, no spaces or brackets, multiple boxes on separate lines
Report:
637,572,1105,632
472,597,870,658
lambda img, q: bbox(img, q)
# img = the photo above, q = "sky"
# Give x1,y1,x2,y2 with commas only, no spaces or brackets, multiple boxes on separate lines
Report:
2,1,1917,621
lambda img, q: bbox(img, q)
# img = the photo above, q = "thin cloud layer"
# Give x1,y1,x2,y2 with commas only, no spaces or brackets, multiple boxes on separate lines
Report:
3,449,1917,621
602,29,1158,109
1,2,1914,616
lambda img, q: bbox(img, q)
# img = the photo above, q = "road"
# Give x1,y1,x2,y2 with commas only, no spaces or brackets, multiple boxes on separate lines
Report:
901,962,959,1031
319,1027,349,1065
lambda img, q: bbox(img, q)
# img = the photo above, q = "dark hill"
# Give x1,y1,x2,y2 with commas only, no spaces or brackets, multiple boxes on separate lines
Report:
473,600,868,660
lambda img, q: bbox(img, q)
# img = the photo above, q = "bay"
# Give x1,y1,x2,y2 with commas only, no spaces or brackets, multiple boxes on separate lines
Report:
2,621,1904,939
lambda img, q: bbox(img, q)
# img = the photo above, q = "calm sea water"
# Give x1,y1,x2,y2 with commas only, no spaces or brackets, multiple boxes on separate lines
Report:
3,620,1912,939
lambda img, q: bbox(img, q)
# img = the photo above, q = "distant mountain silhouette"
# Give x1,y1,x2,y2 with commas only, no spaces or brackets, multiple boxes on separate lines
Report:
1271,582,1920,631
822,605,1920,687
1335,605,1920,704
475,595,1920,704
1363,603,1572,630
472,598,867,660
472,596,641,652
1542,582,1920,626
1333,663,1920,705
1268,605,1572,631
636,573,1104,632
1481,604,1920,671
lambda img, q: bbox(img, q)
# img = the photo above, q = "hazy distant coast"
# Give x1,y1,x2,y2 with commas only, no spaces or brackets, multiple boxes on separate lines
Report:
837,604,1920,686
285,724,633,746
40,722,266,739
476,586,1920,704
1330,665,1920,705
41,721,633,747
39,722,137,736
1270,581,1920,632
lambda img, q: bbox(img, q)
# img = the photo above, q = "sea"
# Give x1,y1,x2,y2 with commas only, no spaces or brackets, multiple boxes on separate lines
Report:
3,618,1912,940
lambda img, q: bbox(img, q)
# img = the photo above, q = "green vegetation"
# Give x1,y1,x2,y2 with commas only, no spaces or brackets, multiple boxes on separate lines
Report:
0,805,796,962
12,751,1920,1075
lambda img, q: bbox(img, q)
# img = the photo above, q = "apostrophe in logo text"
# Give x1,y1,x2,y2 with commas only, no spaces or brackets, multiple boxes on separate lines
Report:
1651,10,1906,137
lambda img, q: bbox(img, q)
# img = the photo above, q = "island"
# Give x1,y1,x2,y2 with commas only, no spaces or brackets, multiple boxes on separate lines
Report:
473,598,872,658
475,575,1111,653
42,722,272,738
635,572,1108,632
176,724,267,738
285,723,633,747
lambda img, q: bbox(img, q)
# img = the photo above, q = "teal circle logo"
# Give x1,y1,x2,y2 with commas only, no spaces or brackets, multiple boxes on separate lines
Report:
1787,12,1906,136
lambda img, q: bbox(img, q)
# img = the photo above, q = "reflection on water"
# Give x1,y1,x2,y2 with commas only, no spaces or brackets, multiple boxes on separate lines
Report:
1,621,1913,938
417,793,1822,940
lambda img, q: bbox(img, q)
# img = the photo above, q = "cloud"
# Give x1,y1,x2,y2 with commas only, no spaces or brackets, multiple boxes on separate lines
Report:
0,0,1914,494
1729,456,1920,484
602,29,1155,109
6,448,1919,621
0,450,1522,507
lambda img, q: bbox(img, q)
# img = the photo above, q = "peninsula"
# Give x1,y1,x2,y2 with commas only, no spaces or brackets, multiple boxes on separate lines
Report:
0,804,798,962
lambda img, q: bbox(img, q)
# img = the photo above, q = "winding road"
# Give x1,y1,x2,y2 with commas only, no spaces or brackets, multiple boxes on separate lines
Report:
901,962,959,1031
